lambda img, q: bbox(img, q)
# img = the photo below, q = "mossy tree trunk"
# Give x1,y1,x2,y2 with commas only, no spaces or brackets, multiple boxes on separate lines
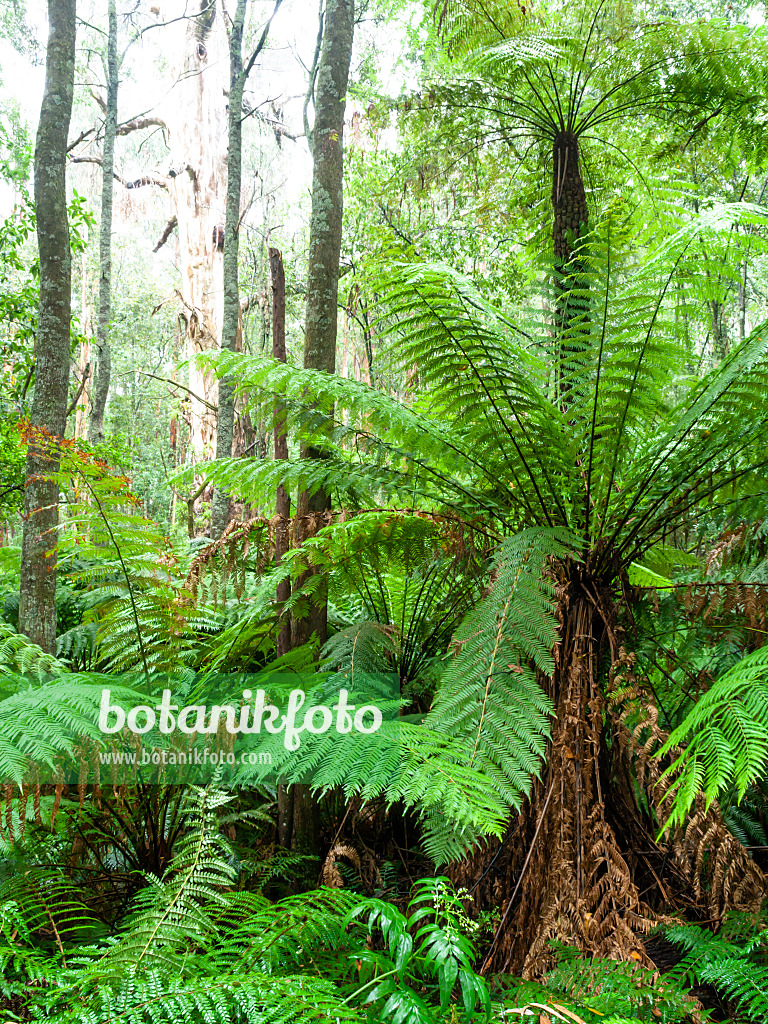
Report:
210,0,248,539
291,0,355,873
211,0,284,538
293,0,355,650
270,246,291,656
88,0,117,445
19,0,76,651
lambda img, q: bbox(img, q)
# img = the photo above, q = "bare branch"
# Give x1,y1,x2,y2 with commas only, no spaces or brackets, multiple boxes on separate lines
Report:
69,154,169,190
66,362,90,418
243,0,286,80
67,126,97,152
153,216,178,253
117,115,167,136
303,0,325,152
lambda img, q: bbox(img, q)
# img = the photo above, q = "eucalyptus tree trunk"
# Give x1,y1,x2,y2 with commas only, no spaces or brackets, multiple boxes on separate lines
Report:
88,0,117,445
210,0,248,539
18,0,76,651
293,0,355,650
169,0,228,465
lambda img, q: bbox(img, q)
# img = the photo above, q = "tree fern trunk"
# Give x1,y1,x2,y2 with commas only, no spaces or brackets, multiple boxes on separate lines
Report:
552,131,588,269
19,0,76,651
551,131,589,403
474,572,650,976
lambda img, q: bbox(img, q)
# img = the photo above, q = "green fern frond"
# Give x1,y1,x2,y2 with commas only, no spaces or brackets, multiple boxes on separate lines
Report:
658,646,768,827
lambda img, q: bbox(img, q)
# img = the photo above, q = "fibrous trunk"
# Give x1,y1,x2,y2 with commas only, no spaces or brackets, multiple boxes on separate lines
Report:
458,561,765,977
481,570,649,976
551,131,589,402
19,0,76,651
552,131,588,269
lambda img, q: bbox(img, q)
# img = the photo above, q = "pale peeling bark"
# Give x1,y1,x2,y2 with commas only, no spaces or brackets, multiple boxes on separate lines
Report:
294,0,354,650
88,0,117,444
19,0,76,651
169,0,228,464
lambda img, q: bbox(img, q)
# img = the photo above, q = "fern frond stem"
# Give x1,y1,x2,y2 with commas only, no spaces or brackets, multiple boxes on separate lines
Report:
619,450,768,568
470,556,527,766
651,488,768,529
545,63,566,133
482,779,555,973
448,287,568,523
347,423,509,519
595,249,688,571
409,283,547,520
569,0,606,128
573,47,689,134
354,571,381,621
519,69,559,135
399,575,409,670
527,63,562,131
76,472,150,684
36,876,68,967
589,135,659,209
407,566,445,661
585,221,611,552
239,921,303,970
132,786,211,968
358,563,389,623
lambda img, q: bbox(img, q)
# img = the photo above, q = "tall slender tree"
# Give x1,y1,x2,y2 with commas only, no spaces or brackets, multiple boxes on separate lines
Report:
88,0,116,444
293,0,355,650
19,0,76,651
211,0,284,538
